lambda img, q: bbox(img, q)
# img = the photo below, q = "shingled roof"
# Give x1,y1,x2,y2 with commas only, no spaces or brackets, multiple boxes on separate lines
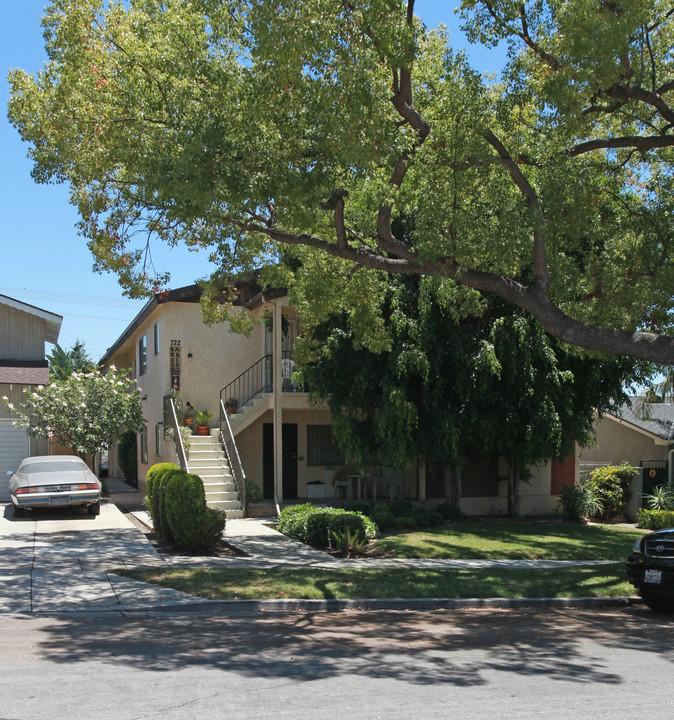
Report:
609,399,674,442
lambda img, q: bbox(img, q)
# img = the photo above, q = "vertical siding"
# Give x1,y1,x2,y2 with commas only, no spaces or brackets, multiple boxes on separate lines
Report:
0,305,45,360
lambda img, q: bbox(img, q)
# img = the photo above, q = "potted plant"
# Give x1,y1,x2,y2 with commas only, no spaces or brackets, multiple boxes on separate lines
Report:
224,398,238,414
183,401,195,430
194,410,213,435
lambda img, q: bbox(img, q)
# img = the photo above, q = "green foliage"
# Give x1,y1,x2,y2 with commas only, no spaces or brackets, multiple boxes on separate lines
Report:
245,479,264,506
3,366,145,457
47,340,95,380
194,410,213,427
330,528,368,557
7,0,674,363
643,485,674,512
637,510,674,531
586,463,637,520
391,500,417,518
117,430,138,487
435,503,462,522
145,462,179,531
277,503,377,548
557,483,603,521
304,278,645,518
163,470,226,553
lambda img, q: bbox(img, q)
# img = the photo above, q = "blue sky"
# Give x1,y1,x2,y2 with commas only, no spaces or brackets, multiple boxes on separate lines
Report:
1,1,507,362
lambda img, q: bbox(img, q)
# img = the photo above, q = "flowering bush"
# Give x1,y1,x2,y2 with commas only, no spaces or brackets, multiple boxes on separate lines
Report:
2,366,145,457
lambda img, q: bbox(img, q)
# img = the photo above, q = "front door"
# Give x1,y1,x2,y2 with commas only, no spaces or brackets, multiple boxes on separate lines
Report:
263,423,298,500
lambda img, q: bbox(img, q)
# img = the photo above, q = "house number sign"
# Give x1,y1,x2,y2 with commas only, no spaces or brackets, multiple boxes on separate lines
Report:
170,340,181,390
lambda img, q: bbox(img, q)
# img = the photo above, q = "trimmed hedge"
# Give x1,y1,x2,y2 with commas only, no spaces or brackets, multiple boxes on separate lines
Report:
637,509,674,531
164,471,225,553
146,465,226,553
146,463,179,534
278,503,377,548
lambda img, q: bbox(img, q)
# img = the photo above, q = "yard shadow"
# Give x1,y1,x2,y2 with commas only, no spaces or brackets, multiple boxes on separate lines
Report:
31,607,674,687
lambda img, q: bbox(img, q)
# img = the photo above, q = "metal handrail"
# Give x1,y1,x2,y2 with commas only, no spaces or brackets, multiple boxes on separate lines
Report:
219,354,272,413
220,398,246,516
164,394,189,472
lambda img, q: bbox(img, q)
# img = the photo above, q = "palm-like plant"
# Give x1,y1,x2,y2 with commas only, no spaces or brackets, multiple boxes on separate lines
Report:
644,485,674,512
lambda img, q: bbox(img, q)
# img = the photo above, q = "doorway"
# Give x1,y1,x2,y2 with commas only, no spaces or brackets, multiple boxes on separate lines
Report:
263,423,298,500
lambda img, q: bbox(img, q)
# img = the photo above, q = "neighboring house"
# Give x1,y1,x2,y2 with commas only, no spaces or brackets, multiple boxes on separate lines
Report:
579,400,674,493
0,294,62,499
100,278,577,518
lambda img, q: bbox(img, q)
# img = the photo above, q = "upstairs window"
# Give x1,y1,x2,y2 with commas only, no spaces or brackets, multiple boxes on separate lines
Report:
138,335,147,376
153,322,159,355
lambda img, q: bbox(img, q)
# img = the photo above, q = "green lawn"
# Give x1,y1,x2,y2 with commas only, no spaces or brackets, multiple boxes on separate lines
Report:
117,522,644,600
118,564,633,600
371,522,647,560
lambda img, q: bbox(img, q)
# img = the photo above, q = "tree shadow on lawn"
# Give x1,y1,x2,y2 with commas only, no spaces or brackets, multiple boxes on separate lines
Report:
377,523,644,560
33,607,674,687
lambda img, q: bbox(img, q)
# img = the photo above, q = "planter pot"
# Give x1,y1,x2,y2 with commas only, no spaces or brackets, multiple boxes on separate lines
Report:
196,425,209,436
184,418,194,428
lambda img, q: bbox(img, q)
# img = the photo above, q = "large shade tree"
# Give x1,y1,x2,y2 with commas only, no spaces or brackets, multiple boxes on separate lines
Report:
304,277,647,514
7,0,674,362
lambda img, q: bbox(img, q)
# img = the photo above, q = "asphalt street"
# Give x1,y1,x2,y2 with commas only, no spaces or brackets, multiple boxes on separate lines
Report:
1,607,673,720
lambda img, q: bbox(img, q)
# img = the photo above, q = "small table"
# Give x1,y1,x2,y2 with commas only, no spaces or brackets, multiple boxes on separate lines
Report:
346,473,377,501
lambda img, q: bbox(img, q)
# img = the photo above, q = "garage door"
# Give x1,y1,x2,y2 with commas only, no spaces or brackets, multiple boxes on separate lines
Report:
0,419,30,501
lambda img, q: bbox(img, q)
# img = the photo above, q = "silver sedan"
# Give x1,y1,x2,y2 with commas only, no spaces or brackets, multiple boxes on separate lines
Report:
8,455,101,518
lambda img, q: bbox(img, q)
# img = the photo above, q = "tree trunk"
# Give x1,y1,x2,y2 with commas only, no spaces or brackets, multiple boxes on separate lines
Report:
446,462,461,507
507,458,521,518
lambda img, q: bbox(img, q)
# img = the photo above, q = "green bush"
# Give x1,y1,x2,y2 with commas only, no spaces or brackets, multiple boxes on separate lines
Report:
156,468,184,541
435,503,462,522
278,503,377,548
117,430,138,486
557,483,603,521
586,463,637,520
393,516,417,531
637,509,674,530
145,463,179,532
425,510,444,527
643,485,674,511
345,500,372,515
245,479,264,506
391,500,416,518
369,503,396,532
164,471,225,553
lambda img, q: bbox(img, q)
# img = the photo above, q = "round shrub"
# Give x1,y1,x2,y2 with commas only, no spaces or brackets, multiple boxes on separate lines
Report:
278,503,377,548
425,510,444,527
393,516,417,531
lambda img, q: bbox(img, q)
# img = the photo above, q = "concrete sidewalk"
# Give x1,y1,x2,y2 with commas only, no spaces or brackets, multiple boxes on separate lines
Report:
0,478,634,615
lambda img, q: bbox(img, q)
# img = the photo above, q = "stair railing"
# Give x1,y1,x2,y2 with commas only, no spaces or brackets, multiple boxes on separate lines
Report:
164,394,189,472
220,354,273,414
220,398,246,517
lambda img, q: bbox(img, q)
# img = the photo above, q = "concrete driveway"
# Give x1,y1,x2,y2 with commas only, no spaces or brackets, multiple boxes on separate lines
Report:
0,500,199,614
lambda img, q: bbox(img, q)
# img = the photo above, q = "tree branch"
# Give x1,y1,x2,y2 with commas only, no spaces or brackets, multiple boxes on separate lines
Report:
566,134,674,155
483,130,549,291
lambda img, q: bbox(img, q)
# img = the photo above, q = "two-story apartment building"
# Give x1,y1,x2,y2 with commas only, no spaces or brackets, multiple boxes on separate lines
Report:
100,277,578,517
0,294,62,499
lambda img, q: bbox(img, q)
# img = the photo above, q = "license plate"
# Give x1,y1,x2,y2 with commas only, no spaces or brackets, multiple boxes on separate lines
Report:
644,569,662,584
49,496,69,505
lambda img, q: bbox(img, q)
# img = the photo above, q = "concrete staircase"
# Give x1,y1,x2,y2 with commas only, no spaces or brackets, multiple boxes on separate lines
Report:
188,434,243,519
226,392,272,436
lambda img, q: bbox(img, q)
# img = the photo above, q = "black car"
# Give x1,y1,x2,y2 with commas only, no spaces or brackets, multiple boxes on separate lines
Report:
627,528,674,611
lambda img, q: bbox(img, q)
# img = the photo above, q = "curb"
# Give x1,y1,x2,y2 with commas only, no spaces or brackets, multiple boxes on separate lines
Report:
33,595,642,617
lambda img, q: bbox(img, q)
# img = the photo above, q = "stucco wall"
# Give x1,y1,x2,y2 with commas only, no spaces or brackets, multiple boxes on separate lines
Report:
579,415,669,468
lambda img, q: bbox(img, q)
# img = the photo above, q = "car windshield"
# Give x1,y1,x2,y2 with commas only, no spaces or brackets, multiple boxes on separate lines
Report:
21,461,87,474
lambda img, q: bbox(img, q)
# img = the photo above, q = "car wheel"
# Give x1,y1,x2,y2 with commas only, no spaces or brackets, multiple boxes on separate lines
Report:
87,500,101,517
640,588,674,613
12,505,26,518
